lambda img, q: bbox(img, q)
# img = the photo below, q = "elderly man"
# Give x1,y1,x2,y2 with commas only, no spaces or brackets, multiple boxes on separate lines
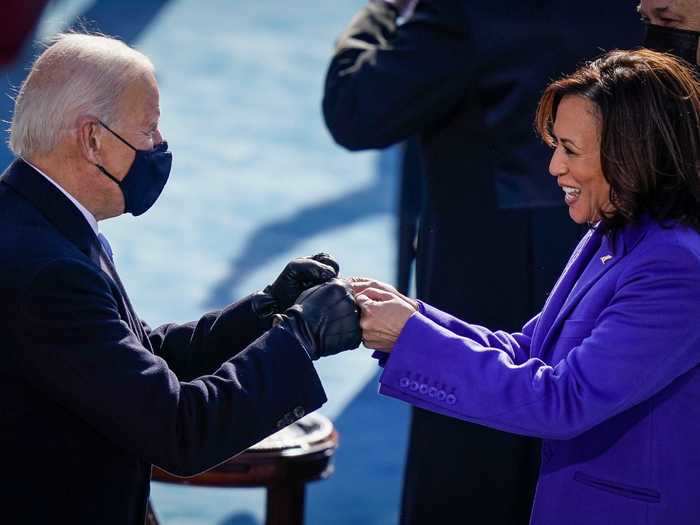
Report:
640,0,700,64
0,33,360,524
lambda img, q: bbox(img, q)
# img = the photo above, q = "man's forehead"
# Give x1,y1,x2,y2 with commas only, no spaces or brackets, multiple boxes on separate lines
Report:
120,74,160,122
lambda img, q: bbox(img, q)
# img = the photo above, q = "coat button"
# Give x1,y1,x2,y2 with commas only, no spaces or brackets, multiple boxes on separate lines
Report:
419,384,428,395
400,377,410,388
428,386,437,397
409,381,419,391
446,394,456,405
436,390,446,401
293,406,305,419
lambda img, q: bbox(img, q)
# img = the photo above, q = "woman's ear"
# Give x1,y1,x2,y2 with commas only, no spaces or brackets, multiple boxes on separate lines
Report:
76,117,102,165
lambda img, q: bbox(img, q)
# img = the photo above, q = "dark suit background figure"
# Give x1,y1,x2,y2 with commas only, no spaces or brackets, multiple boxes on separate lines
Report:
396,137,424,295
323,1,642,523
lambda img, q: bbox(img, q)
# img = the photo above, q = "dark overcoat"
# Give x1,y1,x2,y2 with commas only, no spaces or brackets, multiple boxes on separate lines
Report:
0,159,327,524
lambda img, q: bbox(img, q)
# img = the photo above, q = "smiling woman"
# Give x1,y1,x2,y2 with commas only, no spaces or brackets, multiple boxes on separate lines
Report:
545,95,609,224
536,48,700,231
353,48,700,525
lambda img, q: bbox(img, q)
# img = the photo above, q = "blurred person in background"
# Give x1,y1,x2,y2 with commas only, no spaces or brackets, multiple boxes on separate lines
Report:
0,0,47,65
0,33,361,525
354,48,700,525
640,0,700,65
322,0,640,522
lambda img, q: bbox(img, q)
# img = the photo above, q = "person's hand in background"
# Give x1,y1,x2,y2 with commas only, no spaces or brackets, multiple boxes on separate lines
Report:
379,0,419,18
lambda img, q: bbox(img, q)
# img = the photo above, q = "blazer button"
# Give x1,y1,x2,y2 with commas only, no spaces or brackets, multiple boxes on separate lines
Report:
428,386,437,398
400,377,410,388
293,406,305,419
419,384,429,395
446,394,456,405
436,390,446,401
409,381,419,392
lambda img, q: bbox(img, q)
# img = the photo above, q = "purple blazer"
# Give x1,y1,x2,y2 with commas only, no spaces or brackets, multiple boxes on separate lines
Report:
378,216,700,524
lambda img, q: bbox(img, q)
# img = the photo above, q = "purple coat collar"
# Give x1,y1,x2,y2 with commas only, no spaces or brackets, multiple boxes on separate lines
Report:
532,216,652,357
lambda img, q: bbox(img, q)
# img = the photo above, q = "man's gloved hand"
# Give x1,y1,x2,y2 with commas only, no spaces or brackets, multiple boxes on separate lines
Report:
277,279,362,360
251,253,340,319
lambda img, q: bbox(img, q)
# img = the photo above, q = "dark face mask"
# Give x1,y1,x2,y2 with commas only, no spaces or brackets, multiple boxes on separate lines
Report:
95,121,172,216
644,22,700,66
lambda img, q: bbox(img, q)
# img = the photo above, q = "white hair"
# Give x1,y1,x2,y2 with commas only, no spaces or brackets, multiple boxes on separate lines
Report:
8,33,154,158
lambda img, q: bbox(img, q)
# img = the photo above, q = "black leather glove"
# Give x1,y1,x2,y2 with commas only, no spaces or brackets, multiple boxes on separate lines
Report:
277,279,362,360
251,253,340,319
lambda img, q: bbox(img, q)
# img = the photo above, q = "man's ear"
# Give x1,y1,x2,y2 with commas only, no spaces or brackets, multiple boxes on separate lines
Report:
76,117,102,165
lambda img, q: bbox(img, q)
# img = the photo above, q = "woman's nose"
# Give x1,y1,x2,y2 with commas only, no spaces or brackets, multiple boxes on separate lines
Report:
548,148,566,177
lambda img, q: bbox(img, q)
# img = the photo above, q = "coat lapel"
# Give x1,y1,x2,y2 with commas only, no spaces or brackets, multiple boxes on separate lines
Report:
530,228,602,356
535,216,653,357
98,249,150,347
1,159,151,349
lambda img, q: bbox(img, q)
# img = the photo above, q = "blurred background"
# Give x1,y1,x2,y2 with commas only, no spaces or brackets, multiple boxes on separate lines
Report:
0,0,410,523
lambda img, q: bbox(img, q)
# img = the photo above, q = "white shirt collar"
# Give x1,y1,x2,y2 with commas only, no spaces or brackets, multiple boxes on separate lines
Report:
23,159,99,236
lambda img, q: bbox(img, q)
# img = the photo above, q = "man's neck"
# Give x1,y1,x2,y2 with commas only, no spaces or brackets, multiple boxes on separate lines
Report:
26,153,108,221
24,156,101,234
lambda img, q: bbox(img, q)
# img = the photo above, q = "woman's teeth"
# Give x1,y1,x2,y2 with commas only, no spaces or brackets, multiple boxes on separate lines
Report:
562,186,581,204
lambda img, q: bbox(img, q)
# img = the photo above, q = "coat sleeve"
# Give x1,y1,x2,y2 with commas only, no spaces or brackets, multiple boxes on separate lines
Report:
322,0,472,150
417,301,537,364
142,295,273,382
15,258,326,476
379,244,700,439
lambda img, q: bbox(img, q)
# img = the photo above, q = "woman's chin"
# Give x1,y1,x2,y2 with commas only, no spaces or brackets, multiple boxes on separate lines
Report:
568,207,587,224
567,202,600,225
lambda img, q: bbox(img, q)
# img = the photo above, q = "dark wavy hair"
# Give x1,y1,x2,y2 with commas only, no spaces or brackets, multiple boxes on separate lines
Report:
535,49,700,232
